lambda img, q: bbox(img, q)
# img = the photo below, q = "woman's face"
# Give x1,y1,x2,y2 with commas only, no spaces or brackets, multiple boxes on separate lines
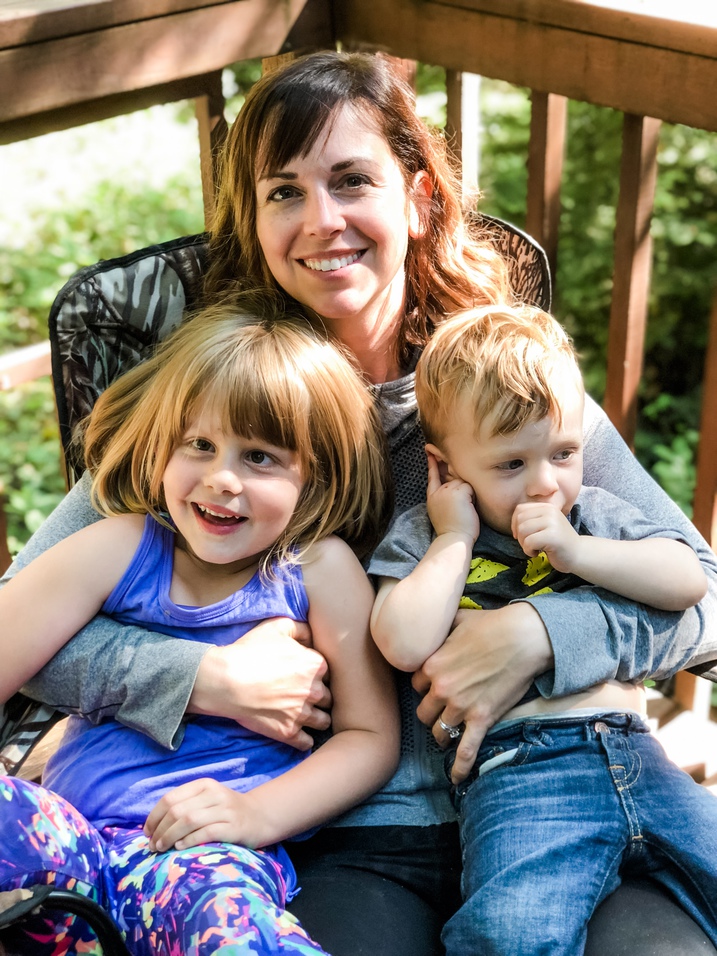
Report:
255,106,424,340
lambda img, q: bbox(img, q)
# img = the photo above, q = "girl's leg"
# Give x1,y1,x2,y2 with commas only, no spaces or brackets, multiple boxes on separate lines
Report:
104,828,329,956
0,776,107,956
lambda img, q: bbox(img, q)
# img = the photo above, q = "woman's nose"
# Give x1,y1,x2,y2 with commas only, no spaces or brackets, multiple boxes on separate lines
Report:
303,189,345,237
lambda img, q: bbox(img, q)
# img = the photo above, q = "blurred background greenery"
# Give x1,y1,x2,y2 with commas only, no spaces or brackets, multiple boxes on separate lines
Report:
1,60,715,555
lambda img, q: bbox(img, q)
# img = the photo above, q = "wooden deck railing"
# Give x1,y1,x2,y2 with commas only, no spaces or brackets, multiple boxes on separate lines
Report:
1,0,716,724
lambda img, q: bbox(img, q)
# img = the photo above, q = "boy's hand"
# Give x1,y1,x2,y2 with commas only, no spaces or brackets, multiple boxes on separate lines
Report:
426,452,480,543
145,778,267,852
512,502,579,572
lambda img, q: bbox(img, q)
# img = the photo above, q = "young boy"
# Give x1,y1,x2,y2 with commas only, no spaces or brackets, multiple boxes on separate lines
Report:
369,304,717,955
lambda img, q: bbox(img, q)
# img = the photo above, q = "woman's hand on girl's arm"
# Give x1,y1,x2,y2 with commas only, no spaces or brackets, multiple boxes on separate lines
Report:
189,617,331,751
412,602,552,782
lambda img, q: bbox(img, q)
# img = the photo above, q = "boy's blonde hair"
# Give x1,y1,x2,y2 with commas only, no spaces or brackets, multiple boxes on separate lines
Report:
83,291,392,568
416,304,583,445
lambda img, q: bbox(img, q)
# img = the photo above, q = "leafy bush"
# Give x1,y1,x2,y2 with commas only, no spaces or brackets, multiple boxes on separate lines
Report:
0,173,204,554
2,66,715,555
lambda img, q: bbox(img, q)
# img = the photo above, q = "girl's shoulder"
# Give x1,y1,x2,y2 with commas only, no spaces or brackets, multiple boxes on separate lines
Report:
300,535,369,591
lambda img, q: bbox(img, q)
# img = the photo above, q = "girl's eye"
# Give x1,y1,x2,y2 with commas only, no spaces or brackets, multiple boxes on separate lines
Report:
190,438,214,453
247,450,272,466
555,449,574,461
499,459,524,471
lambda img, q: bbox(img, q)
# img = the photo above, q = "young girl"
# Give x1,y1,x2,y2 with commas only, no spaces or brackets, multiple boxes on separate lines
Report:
0,292,398,955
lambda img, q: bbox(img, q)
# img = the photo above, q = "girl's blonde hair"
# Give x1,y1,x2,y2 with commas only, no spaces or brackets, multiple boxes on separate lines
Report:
84,291,392,568
204,51,512,369
416,304,584,444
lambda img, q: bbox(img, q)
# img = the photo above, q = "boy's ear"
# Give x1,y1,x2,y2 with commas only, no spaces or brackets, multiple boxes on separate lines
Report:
425,442,454,483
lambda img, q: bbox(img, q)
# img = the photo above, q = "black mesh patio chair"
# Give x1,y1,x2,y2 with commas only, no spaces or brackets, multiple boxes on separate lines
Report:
0,216,550,954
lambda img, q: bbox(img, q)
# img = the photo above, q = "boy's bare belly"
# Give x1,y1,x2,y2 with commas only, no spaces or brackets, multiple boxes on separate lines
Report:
502,680,646,724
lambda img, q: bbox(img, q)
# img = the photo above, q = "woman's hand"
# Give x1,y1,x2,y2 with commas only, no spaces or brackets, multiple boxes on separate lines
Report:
188,617,331,751
145,778,269,851
412,603,553,782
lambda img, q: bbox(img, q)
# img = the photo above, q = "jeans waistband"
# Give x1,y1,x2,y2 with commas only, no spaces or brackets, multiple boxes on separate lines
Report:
485,710,650,745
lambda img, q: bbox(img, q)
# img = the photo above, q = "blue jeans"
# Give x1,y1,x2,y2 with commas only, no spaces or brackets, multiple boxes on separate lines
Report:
442,712,717,956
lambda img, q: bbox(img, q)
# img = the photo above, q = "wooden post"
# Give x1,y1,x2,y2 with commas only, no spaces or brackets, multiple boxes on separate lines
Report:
195,70,227,229
446,70,481,204
693,286,717,547
526,91,567,280
0,497,11,575
603,114,661,446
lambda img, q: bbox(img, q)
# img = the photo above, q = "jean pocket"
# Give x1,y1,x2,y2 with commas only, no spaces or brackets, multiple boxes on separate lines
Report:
451,743,524,806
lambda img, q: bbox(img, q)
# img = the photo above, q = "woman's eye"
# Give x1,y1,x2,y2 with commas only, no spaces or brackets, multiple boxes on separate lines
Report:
342,173,371,189
267,185,299,202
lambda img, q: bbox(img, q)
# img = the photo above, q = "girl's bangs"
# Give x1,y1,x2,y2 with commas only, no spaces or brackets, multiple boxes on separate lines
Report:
190,361,302,453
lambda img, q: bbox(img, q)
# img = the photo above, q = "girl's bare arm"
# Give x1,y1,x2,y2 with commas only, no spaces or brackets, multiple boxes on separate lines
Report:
145,536,400,850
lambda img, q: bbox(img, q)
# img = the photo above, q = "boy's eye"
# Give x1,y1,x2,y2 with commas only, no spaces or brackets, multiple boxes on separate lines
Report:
555,449,574,461
499,459,524,471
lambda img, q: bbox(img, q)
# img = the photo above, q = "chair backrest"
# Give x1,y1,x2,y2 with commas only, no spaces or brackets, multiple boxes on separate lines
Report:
0,216,550,776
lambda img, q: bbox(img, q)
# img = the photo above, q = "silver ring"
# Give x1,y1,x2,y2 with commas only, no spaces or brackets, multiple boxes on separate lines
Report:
439,718,462,739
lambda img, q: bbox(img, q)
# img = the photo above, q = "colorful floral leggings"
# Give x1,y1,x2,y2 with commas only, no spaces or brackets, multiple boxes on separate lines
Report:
0,777,329,955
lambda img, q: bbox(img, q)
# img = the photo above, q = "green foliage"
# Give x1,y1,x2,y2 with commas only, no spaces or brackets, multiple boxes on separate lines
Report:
473,80,717,515
2,68,716,556
0,173,204,553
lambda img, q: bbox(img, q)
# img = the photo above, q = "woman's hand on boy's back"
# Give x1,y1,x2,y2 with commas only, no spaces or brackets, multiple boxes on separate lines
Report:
412,602,553,782
188,618,332,751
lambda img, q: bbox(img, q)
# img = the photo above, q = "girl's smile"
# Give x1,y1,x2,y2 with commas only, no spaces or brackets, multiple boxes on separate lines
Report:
162,409,304,584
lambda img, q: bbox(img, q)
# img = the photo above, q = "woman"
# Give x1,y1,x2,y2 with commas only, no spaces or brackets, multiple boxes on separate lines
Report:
5,51,717,955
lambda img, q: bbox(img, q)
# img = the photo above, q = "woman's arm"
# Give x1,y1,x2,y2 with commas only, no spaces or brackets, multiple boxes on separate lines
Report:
3,474,331,750
0,515,144,702
144,537,400,851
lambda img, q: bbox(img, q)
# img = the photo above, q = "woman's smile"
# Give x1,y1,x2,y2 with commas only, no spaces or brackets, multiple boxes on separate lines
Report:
255,105,422,344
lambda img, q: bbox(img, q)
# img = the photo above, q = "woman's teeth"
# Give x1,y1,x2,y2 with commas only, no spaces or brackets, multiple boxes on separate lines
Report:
304,252,361,272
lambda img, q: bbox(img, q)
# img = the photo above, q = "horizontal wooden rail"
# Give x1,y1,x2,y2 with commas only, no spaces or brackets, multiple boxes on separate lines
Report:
0,341,52,391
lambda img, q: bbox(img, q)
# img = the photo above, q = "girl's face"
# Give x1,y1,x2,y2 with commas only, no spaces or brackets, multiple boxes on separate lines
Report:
255,105,425,343
162,407,304,575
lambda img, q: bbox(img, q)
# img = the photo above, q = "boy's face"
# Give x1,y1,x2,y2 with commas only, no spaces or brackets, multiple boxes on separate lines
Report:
429,390,584,536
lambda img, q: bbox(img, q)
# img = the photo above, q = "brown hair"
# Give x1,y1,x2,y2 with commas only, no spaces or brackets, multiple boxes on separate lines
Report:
204,51,511,369
416,304,584,444
84,291,392,568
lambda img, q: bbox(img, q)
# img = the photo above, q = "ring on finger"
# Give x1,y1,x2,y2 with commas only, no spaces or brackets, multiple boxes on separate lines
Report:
438,717,463,739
